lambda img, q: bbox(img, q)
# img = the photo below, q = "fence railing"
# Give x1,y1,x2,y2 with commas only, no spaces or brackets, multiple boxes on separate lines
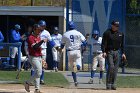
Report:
0,43,22,70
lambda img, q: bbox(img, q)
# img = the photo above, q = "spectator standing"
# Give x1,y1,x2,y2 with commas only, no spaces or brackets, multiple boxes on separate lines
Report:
9,24,24,67
0,31,4,50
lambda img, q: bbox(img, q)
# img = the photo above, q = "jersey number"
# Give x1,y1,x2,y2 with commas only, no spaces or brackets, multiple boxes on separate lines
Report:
70,35,74,42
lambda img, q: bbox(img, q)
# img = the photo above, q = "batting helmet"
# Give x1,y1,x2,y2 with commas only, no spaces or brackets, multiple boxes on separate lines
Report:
38,20,46,26
93,30,99,35
68,21,75,30
15,24,21,30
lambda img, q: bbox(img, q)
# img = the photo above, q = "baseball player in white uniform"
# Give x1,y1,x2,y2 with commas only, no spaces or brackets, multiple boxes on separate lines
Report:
61,21,86,86
88,30,105,84
51,27,62,72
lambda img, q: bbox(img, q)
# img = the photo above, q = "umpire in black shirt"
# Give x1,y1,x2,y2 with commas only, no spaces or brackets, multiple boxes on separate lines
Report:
101,20,126,90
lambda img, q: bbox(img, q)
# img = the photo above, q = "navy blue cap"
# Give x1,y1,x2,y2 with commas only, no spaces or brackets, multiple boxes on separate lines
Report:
111,20,119,26
15,24,21,30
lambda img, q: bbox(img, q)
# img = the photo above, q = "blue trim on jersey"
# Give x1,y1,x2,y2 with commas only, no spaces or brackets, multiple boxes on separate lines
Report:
81,41,87,47
49,40,55,48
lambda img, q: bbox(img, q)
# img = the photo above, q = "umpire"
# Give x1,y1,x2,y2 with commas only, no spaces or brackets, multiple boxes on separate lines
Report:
101,20,126,90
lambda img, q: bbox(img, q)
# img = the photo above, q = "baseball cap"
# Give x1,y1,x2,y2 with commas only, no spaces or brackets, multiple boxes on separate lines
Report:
93,30,99,35
68,21,76,29
33,24,40,28
15,24,21,30
111,20,119,27
38,20,46,26
53,27,59,32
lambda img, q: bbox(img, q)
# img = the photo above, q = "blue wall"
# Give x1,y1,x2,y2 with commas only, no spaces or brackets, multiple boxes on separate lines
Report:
72,0,124,35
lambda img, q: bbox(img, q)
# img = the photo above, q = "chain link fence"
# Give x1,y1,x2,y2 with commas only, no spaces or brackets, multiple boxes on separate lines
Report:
125,0,140,68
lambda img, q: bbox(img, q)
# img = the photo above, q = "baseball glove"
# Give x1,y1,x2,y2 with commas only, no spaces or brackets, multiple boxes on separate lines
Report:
120,56,128,67
55,46,61,51
42,59,48,70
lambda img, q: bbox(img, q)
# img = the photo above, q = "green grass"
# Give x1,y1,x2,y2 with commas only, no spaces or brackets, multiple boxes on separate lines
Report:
0,71,69,88
116,76,140,88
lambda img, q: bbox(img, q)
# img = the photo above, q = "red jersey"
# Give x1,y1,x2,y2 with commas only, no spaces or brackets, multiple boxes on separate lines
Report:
27,34,42,56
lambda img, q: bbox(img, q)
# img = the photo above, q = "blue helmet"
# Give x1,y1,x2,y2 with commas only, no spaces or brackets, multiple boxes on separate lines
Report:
38,20,46,26
93,30,99,35
68,21,75,30
15,24,21,30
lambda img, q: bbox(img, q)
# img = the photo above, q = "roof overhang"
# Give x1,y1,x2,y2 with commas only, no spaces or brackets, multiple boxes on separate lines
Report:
0,6,64,16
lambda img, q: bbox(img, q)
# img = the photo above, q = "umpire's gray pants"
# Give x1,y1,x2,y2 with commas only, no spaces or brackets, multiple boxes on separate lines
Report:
27,56,42,90
106,50,120,87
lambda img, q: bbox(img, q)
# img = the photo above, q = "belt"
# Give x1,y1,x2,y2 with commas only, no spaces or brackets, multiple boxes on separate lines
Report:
42,48,47,49
109,48,119,51
93,52,101,54
67,49,80,51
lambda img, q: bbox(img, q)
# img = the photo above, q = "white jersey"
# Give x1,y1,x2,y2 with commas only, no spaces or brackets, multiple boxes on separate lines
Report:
61,30,86,50
51,34,62,47
90,37,102,53
40,29,52,49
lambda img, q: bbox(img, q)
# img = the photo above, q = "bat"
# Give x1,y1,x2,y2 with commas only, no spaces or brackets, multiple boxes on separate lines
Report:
16,57,28,79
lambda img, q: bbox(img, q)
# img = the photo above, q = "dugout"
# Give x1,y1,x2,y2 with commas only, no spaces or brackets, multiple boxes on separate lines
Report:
0,6,65,70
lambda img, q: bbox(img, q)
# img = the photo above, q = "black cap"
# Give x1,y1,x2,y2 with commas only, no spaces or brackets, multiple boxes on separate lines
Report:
111,20,119,27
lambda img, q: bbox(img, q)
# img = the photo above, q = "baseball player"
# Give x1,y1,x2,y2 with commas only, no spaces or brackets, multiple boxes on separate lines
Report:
31,20,55,84
0,31,4,50
88,30,105,84
23,26,33,70
9,24,24,68
51,27,62,72
24,24,47,93
61,21,86,86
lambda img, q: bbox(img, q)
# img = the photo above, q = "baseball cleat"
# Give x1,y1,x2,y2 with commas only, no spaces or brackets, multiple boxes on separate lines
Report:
24,81,30,92
106,86,111,90
34,89,43,93
40,80,45,85
111,86,116,90
55,68,58,72
99,79,102,84
74,82,78,87
88,78,93,84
